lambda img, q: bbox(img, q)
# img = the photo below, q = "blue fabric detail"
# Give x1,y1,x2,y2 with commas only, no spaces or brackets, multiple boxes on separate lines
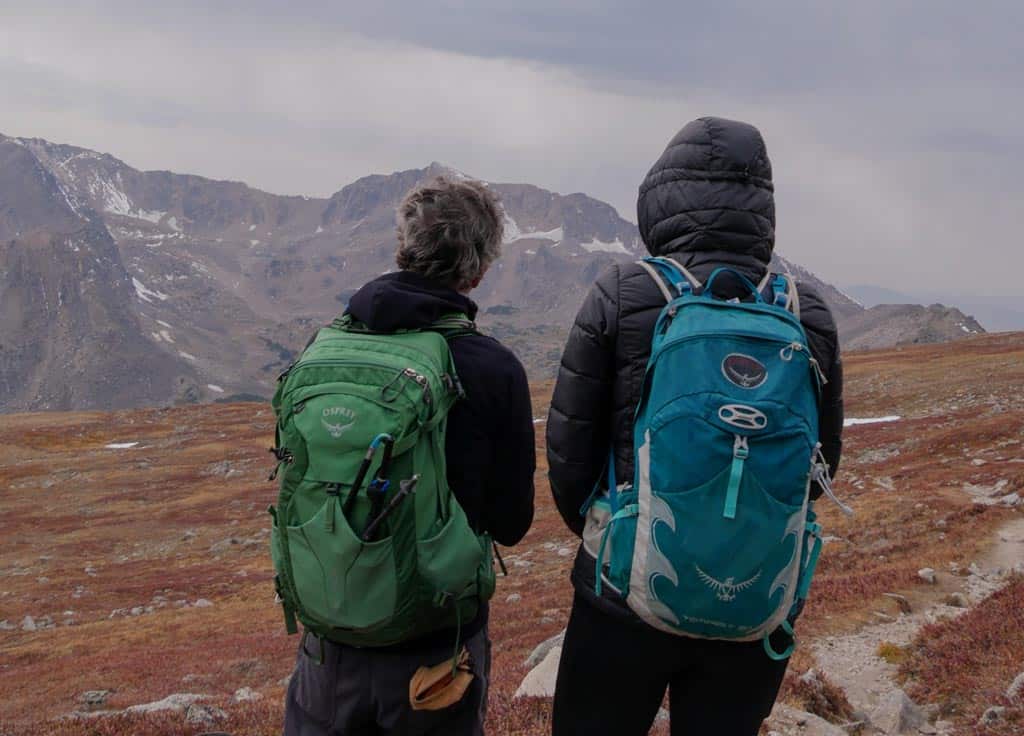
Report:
644,257,693,297
594,503,639,596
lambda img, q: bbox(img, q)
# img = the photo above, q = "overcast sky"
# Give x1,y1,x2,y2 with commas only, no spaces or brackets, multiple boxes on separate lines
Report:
1,2,1021,295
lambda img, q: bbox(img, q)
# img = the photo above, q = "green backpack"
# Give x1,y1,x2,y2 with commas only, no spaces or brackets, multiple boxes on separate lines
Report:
268,314,496,648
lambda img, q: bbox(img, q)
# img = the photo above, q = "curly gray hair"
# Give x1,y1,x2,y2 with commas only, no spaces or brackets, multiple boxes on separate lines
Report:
395,175,504,292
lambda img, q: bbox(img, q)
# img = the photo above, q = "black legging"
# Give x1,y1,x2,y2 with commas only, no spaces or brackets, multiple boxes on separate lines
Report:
551,593,790,736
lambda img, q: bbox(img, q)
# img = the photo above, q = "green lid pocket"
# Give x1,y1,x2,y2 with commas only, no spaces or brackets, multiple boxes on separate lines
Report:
286,498,397,631
416,501,484,599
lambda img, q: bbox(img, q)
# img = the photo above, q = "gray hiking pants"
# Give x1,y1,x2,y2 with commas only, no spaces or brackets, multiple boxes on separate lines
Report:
283,626,490,736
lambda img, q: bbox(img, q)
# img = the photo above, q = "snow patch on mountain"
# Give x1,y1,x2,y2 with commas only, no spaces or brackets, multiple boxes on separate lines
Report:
503,215,563,245
581,237,629,255
132,278,170,304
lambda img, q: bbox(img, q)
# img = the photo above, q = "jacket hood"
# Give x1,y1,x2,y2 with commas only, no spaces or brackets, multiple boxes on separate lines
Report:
345,271,478,332
637,116,775,267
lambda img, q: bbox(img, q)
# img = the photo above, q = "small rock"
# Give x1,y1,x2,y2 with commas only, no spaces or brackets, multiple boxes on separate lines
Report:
870,688,925,734
505,593,522,604
1006,671,1024,701
79,690,112,710
971,458,987,466
233,686,262,702
0,620,14,631
193,598,214,608
978,706,1005,725
944,592,969,608
279,675,292,688
655,707,669,722
884,593,913,614
918,724,938,734
557,547,572,557
21,615,37,632
918,568,937,584
184,703,227,726
999,492,1021,507
181,529,198,541
130,607,144,616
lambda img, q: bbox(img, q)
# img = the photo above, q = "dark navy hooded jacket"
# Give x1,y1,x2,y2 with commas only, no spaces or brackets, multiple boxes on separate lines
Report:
546,117,844,618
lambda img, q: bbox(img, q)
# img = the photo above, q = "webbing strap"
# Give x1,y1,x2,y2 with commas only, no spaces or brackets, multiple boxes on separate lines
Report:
763,620,796,661
724,453,745,519
724,437,748,519
797,522,823,600
283,600,298,636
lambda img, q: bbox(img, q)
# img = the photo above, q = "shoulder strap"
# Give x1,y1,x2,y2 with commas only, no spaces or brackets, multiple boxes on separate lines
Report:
428,314,478,341
769,274,801,319
637,260,675,304
637,257,703,304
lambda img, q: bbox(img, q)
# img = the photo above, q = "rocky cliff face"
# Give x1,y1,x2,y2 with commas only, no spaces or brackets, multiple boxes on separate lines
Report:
0,133,984,411
0,137,197,412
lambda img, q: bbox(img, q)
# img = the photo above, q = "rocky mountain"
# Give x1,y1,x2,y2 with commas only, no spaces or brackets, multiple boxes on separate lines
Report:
0,138,198,412
0,133,984,412
839,303,985,351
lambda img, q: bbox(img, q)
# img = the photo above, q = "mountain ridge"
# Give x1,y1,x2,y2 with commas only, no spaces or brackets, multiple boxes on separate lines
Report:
0,133,984,412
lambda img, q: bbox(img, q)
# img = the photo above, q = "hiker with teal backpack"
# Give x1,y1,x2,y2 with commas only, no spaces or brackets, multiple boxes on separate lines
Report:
546,117,847,736
270,175,535,735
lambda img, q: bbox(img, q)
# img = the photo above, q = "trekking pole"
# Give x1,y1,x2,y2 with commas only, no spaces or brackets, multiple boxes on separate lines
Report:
363,436,396,539
342,433,394,516
361,475,419,542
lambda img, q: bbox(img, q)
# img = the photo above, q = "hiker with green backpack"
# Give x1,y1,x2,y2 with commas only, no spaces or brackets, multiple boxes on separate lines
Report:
270,175,535,735
546,117,847,735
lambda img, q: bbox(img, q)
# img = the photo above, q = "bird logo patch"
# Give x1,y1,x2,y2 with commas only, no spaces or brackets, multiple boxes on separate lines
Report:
695,564,761,602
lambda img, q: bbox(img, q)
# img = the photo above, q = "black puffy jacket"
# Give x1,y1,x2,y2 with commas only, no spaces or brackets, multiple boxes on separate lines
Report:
546,117,844,616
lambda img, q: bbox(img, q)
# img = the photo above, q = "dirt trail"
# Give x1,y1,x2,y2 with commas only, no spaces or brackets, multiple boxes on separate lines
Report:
811,518,1024,729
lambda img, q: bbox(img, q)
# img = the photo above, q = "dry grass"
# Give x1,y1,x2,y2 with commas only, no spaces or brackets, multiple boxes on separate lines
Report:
897,575,1024,734
1,333,1023,734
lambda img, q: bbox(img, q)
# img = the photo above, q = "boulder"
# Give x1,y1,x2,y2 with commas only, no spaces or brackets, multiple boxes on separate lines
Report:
764,703,846,736
1007,671,1024,701
523,630,566,669
126,693,207,714
514,645,562,698
184,703,227,726
869,689,925,734
917,568,937,584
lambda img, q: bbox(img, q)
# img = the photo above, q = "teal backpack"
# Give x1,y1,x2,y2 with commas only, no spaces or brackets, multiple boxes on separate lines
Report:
268,314,495,650
583,257,850,659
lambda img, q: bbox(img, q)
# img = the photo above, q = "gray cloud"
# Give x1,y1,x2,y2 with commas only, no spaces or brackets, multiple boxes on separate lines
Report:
0,2,1021,297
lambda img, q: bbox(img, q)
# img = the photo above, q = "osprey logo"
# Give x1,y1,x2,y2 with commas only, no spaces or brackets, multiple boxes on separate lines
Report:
722,353,767,389
321,406,357,439
695,564,761,602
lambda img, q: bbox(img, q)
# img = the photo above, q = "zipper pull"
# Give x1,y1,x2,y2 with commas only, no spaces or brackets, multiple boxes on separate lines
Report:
812,443,852,516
